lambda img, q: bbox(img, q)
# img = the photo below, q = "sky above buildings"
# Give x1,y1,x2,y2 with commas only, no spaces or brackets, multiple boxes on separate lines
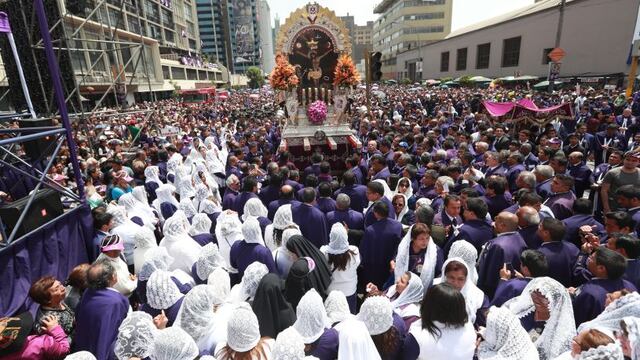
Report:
269,0,535,29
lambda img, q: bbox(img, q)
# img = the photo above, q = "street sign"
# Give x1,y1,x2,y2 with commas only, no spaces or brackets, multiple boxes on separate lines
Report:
548,48,566,62
548,62,561,81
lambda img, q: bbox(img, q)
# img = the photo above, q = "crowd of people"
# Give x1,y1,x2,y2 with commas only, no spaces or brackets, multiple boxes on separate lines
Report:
2,83,640,360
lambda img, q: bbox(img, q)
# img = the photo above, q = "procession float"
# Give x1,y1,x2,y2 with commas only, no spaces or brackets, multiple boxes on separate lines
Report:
272,2,361,173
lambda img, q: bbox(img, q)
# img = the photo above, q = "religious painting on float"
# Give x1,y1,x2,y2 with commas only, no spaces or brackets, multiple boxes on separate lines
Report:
276,2,352,90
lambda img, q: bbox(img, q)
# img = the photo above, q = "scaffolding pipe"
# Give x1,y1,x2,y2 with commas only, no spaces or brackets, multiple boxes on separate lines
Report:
33,0,85,200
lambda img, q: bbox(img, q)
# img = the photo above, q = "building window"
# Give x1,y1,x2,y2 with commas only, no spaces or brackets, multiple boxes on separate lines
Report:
145,0,160,23
149,24,161,39
164,29,175,43
187,69,197,80
476,43,490,69
502,36,521,67
162,66,171,79
456,47,467,71
440,51,449,72
171,67,185,79
161,8,173,27
542,47,553,64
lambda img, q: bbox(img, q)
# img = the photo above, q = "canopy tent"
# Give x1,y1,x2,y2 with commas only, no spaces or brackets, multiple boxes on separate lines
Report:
425,79,440,85
469,76,493,83
481,99,573,125
514,75,539,81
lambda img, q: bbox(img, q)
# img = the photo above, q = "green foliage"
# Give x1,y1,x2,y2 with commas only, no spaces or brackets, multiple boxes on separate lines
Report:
246,66,265,89
400,78,412,85
458,75,474,87
440,77,453,83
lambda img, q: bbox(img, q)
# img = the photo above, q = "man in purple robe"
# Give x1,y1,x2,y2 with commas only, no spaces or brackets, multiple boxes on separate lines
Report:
370,154,391,181
505,152,526,193
359,201,403,290
303,153,323,182
572,247,637,325
516,206,544,249
315,183,336,214
537,218,579,287
345,157,365,185
334,171,368,213
567,151,592,198
481,151,506,178
326,193,364,229
482,176,513,219
232,176,259,217
364,181,395,227
291,188,329,248
544,174,576,220
562,198,605,248
222,174,240,210
433,194,462,228
491,249,548,307
447,197,494,256
615,184,640,234
267,185,300,220
73,261,129,360
477,212,528,298
533,164,554,200
258,172,283,208
415,170,438,200
606,233,640,290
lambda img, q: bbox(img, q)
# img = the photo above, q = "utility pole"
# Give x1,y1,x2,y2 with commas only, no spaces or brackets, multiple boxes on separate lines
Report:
549,0,567,93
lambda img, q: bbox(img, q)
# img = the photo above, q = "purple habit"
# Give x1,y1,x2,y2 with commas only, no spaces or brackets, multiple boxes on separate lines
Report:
72,288,129,360
544,191,576,220
326,209,365,231
305,328,339,360
490,277,531,307
360,218,403,289
291,203,329,248
229,240,277,276
140,296,184,327
573,278,638,325
477,232,528,298
538,241,579,287
232,191,258,217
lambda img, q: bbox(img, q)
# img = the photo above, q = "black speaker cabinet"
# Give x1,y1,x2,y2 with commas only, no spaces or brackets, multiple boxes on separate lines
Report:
18,119,56,160
0,188,64,238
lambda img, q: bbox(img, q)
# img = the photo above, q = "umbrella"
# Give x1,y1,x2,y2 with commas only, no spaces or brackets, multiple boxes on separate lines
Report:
514,75,539,81
444,80,459,86
425,79,440,85
385,79,398,84
470,76,492,83
533,80,559,89
497,76,516,82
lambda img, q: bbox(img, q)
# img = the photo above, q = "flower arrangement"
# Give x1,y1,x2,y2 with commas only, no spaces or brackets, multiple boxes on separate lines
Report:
270,54,299,91
333,54,360,88
307,100,328,125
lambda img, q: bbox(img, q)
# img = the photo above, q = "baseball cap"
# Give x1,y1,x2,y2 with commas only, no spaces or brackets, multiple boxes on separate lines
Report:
114,170,133,183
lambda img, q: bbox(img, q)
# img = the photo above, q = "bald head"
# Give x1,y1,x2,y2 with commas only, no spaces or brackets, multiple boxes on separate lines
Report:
280,185,294,200
495,212,519,233
516,206,540,228
336,193,351,210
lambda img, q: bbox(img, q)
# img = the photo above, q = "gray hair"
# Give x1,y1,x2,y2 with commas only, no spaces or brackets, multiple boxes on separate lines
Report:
518,171,537,189
336,193,351,210
436,176,455,189
225,174,239,187
533,165,555,179
87,260,116,290
519,206,541,226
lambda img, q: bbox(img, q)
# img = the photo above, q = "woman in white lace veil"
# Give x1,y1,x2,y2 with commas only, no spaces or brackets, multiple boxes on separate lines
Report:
229,261,268,303
293,289,331,346
144,269,185,326
174,285,220,354
177,177,196,201
448,240,478,284
206,268,235,352
273,227,302,279
393,177,414,199
265,204,295,252
242,198,268,221
179,197,198,220
477,306,538,360
119,193,154,229
214,303,274,360
503,276,575,360
139,247,173,282
241,216,265,246
215,210,244,267
192,183,213,213
65,351,96,360
151,326,199,360
159,210,202,273
152,183,179,221
144,165,162,187
336,318,382,360
193,243,226,284
434,257,485,325
205,148,227,189
578,291,640,334
115,311,157,360
133,226,157,275
132,186,158,224
107,204,139,266
324,290,353,326
386,271,424,321
189,213,213,237
619,317,640,360
394,223,439,289
271,326,306,360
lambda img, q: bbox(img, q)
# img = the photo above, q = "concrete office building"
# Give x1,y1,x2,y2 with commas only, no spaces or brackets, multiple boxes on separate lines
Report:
340,14,373,65
196,0,230,66
272,16,280,55
396,0,640,85
373,0,453,80
257,0,275,73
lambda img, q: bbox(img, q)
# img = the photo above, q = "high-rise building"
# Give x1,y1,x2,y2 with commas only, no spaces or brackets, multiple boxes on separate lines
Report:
196,0,229,66
227,0,261,73
339,15,373,65
257,0,275,73
373,0,453,80
272,15,280,55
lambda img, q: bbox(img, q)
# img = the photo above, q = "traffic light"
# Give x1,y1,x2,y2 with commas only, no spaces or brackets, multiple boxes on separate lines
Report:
369,52,382,82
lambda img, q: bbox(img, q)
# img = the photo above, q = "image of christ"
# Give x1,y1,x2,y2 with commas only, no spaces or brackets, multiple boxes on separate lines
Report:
289,29,338,88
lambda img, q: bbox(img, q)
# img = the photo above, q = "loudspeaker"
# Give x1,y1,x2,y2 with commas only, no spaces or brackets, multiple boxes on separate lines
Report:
0,188,64,238
18,119,56,160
